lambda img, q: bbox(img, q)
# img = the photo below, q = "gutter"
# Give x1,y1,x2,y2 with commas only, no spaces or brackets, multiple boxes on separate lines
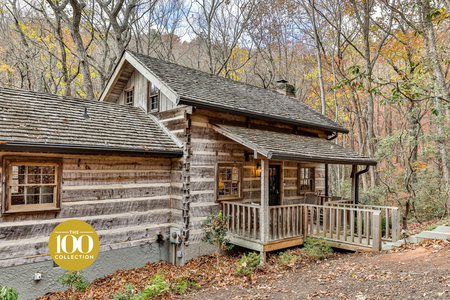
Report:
355,165,370,204
177,96,349,134
0,141,183,157
267,152,377,166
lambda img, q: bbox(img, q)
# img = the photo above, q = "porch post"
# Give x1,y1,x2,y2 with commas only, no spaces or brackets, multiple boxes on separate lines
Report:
350,165,358,203
260,157,269,261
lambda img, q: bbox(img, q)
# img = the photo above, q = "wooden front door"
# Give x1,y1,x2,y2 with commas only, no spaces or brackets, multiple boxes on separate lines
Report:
269,165,280,206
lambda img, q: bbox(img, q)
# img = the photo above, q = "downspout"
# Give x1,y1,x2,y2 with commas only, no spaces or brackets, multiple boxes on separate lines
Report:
325,133,338,197
355,165,370,205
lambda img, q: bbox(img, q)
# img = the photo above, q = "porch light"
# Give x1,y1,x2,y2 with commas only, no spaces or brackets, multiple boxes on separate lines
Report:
255,163,261,177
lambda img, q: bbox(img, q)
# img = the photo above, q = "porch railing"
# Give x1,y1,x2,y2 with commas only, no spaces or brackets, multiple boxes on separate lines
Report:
223,202,386,251
223,202,261,241
269,205,304,241
324,202,400,242
304,204,382,251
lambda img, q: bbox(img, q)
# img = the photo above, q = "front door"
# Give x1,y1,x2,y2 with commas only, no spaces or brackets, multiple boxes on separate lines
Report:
269,165,280,206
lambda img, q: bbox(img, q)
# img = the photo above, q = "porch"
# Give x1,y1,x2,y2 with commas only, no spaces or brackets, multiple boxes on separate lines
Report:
223,200,401,259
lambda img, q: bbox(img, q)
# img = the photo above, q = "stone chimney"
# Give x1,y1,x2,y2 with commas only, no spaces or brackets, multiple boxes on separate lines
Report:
275,79,296,98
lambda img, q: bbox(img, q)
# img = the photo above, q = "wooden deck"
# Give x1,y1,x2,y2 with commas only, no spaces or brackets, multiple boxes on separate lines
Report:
223,201,400,257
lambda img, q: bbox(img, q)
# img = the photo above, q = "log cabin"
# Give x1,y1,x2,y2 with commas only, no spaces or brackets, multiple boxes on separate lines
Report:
0,50,400,298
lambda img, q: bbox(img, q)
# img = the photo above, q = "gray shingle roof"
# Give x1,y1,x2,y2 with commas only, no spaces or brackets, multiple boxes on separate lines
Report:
0,87,182,155
127,51,349,133
212,124,377,165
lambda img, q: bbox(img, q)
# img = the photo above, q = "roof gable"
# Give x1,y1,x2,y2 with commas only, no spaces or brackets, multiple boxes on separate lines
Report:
117,51,349,133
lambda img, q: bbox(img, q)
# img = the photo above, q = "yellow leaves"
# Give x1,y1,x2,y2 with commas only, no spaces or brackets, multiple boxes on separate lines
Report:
0,61,13,73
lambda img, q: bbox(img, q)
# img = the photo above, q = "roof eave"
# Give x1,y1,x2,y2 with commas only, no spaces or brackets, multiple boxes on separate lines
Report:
268,152,377,165
0,141,183,157
177,96,349,134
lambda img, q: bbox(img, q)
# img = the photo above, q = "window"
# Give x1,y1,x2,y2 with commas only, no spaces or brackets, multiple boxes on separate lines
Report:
2,157,61,213
125,88,133,106
148,81,159,112
216,164,242,200
298,166,315,192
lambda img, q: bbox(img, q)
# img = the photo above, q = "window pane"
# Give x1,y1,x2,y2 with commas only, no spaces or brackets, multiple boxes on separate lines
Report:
41,194,54,204
11,186,24,195
26,194,40,205
12,175,26,185
11,195,25,205
27,186,40,195
28,166,42,174
42,166,55,175
42,175,55,184
28,175,42,184
42,186,54,194
12,165,26,174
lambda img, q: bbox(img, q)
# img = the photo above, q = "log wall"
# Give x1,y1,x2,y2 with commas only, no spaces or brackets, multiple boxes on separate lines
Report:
0,152,177,268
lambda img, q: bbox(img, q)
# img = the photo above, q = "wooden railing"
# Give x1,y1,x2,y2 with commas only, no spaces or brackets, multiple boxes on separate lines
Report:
223,202,261,241
305,204,382,251
324,202,400,242
223,202,387,252
268,205,304,241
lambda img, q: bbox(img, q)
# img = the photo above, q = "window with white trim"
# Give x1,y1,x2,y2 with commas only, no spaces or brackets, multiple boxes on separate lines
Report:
125,89,133,106
298,167,315,192
217,164,242,200
3,157,61,213
148,81,159,112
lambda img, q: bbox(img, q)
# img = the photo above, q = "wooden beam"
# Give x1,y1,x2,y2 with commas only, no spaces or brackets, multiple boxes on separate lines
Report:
351,165,358,201
260,158,269,243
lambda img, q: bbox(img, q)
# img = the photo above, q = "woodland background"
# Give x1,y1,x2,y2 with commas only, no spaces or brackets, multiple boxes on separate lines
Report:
0,0,449,227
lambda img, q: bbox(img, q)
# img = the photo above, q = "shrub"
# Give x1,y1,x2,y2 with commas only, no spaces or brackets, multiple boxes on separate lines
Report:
56,270,89,292
301,238,333,260
113,284,135,300
278,250,300,268
137,271,169,299
0,286,19,300
170,277,199,295
202,211,234,268
235,252,262,276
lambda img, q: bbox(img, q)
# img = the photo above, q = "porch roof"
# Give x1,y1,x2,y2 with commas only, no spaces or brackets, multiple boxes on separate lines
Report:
211,124,377,165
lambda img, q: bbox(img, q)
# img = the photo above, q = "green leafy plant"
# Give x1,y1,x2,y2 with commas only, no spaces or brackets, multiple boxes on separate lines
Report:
136,271,169,299
235,252,262,276
278,250,300,268
113,284,135,300
202,211,234,267
301,238,333,260
170,277,199,295
0,286,19,300
56,270,89,292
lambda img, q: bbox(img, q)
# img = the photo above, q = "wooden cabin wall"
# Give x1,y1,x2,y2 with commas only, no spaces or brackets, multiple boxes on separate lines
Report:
117,70,176,113
0,152,176,268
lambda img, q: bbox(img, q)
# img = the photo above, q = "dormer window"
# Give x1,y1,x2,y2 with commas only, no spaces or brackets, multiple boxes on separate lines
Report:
125,88,133,106
148,82,159,112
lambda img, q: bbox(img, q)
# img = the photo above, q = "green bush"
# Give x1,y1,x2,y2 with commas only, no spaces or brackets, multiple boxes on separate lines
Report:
202,211,234,267
235,252,262,276
136,271,169,299
56,270,89,292
170,277,199,295
113,284,135,300
278,250,300,268
301,238,333,260
0,286,19,300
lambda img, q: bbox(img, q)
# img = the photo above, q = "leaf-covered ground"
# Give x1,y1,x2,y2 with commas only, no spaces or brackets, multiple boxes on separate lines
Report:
36,219,450,300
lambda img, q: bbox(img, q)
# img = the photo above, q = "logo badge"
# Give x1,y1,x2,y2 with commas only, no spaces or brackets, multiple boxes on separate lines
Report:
49,220,100,270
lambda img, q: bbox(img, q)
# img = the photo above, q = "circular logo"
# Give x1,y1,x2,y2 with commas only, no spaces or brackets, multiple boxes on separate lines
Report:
49,220,100,270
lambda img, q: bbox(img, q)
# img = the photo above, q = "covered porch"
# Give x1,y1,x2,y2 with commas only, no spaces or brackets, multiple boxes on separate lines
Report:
211,124,401,260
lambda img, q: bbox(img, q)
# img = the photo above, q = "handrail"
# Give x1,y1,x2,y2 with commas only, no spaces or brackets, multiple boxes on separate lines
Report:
223,202,389,251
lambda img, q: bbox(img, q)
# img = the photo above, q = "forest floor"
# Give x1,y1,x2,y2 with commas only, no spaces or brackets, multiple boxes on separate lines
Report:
37,218,450,300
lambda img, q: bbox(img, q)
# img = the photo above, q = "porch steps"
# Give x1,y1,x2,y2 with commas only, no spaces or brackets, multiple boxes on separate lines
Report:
381,226,450,251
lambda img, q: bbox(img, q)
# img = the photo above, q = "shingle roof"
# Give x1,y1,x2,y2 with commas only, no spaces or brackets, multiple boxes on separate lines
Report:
0,87,182,156
211,124,377,165
127,51,349,134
